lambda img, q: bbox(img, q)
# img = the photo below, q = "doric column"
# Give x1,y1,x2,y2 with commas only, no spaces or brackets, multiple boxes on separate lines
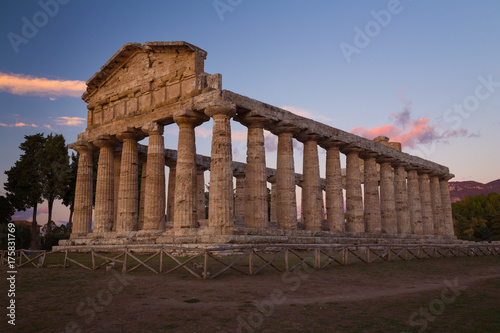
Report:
234,171,246,218
138,160,147,230
166,165,176,222
418,170,434,235
174,110,206,230
406,167,423,235
205,102,236,234
143,122,166,231
274,124,299,230
362,152,381,234
378,158,397,234
268,175,278,223
116,129,145,232
93,137,118,233
71,141,94,236
197,167,206,221
323,142,344,232
113,149,122,232
343,147,364,233
440,174,455,237
430,173,445,235
242,116,268,229
394,163,411,234
299,135,322,231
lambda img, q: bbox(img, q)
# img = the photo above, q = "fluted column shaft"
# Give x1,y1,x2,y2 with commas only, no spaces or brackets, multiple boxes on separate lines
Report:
407,169,423,235
197,168,206,221
430,174,444,235
245,120,268,228
379,160,397,234
325,144,344,232
440,176,455,237
138,160,147,230
205,103,236,233
301,139,322,230
344,148,364,233
116,132,143,232
72,143,94,235
234,172,246,217
363,154,381,233
93,140,115,233
143,123,166,231
113,150,121,232
276,130,298,230
166,166,176,222
270,179,277,223
419,171,434,235
394,164,411,234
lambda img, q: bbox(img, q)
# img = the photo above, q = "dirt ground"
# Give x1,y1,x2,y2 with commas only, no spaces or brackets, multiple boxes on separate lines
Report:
1,255,500,333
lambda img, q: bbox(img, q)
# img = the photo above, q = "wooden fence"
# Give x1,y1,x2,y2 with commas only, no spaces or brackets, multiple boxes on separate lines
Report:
1,244,499,279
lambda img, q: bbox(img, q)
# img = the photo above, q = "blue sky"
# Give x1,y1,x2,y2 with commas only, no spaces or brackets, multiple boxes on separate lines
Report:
1,0,499,226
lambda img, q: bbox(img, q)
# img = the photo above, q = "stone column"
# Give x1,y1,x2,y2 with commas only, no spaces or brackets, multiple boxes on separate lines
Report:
268,176,278,223
143,122,166,231
406,167,423,235
197,167,206,221
343,147,364,233
362,152,381,234
71,142,94,236
113,149,122,232
116,130,145,233
234,171,246,218
394,163,411,234
430,174,445,235
166,165,176,222
205,102,236,234
378,158,397,234
418,170,434,235
138,160,147,230
244,117,268,229
274,125,298,230
323,142,344,232
174,110,205,230
93,137,118,233
440,174,455,237
300,136,322,231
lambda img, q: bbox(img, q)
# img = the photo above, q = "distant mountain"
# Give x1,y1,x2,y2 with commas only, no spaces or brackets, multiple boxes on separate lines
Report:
448,179,500,202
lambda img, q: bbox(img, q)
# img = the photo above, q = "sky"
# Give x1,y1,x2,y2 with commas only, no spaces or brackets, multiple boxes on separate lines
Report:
1,0,499,227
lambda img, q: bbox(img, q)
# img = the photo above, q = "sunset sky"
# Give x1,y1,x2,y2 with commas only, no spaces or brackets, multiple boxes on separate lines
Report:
1,0,499,226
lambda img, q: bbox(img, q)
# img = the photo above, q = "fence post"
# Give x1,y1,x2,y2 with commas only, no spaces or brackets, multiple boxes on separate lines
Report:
285,248,289,272
122,250,128,273
203,250,208,280
315,249,321,269
249,248,254,275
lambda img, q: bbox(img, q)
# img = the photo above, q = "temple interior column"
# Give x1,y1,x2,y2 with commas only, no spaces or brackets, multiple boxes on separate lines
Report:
197,167,206,221
323,142,344,232
362,152,381,234
143,122,166,231
394,163,411,234
71,142,94,236
93,137,117,233
205,102,236,234
379,158,397,234
138,159,147,230
166,165,176,223
406,167,423,235
343,147,364,233
418,170,434,235
300,136,322,231
234,171,246,223
430,173,445,235
440,174,455,237
116,130,145,233
268,176,278,224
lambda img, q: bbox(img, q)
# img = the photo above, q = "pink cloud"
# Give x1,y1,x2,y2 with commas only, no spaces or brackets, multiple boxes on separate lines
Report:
0,72,85,97
55,116,85,126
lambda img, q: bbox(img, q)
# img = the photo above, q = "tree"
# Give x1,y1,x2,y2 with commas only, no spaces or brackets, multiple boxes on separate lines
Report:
0,195,15,224
62,152,78,233
41,133,70,235
4,134,46,249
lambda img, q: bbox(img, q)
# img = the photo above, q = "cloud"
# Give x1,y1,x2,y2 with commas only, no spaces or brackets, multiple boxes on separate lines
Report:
0,72,85,97
0,121,54,130
281,105,335,123
351,108,469,149
231,130,247,142
264,131,278,153
55,116,85,126
196,127,212,138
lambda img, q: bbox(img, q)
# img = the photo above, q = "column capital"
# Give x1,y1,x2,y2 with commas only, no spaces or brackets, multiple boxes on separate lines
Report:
376,156,396,164
174,109,208,127
116,128,146,142
267,174,277,184
92,135,120,148
270,121,300,136
70,140,95,153
296,131,321,143
319,139,344,150
440,173,455,181
359,151,378,159
235,111,269,128
417,168,432,175
141,121,164,136
204,101,236,118
340,145,362,155
404,164,419,172
391,160,407,169
233,170,245,179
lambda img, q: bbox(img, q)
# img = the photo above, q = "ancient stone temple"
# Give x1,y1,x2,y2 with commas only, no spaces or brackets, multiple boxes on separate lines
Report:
59,41,458,249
